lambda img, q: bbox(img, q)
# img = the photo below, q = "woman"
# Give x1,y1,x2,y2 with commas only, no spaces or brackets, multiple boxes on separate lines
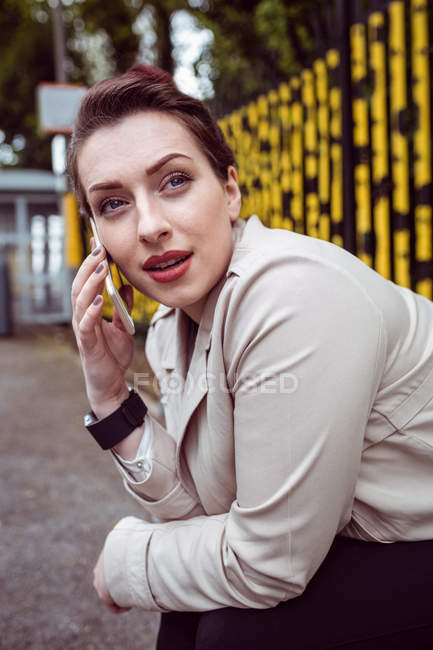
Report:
69,64,433,649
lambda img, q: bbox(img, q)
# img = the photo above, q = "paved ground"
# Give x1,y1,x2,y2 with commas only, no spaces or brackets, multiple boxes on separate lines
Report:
0,326,161,649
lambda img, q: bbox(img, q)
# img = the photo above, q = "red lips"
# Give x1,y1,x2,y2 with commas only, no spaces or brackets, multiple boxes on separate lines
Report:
143,250,191,269
143,250,193,283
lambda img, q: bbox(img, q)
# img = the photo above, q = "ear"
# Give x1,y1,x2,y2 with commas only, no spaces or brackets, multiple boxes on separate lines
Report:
224,166,242,223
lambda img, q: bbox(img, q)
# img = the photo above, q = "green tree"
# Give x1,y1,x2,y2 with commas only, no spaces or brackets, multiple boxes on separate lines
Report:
191,0,334,115
0,0,54,168
0,0,185,169
0,0,334,168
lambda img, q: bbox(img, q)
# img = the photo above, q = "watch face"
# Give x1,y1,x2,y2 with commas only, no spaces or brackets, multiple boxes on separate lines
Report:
84,412,97,427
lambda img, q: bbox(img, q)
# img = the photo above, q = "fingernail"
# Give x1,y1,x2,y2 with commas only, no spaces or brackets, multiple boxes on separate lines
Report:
92,245,102,256
93,295,103,306
95,262,104,273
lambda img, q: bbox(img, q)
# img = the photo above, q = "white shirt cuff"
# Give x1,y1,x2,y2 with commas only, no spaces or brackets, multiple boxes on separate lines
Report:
111,415,152,482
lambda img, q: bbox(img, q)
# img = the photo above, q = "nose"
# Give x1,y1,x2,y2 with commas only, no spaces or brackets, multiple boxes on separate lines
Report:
136,196,172,244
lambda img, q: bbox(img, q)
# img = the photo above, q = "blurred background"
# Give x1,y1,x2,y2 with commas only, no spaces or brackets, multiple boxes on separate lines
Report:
1,0,433,647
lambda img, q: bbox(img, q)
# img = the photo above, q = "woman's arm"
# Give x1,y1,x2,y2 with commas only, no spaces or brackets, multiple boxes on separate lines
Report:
101,255,386,612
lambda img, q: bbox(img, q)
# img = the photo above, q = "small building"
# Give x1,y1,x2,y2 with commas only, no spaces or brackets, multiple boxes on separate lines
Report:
0,169,73,326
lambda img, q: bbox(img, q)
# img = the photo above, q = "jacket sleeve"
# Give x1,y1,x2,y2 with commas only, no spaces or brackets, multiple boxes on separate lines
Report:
111,415,205,521
110,311,205,522
103,254,386,612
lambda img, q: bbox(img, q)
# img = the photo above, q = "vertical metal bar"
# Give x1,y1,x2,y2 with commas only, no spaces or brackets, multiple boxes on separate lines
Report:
268,89,283,229
63,192,83,268
327,48,344,247
290,75,304,234
411,0,432,298
278,81,293,230
15,196,29,322
247,100,261,222
351,17,373,267
302,68,320,238
258,95,271,226
369,10,392,279
238,106,253,220
315,57,331,242
389,1,411,288
51,1,67,83
237,108,252,221
337,0,356,253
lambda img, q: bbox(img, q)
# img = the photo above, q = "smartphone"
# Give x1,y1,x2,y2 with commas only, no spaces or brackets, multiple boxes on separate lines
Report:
89,217,135,336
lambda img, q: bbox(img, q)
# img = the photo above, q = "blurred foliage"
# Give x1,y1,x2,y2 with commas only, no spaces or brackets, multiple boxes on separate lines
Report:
191,0,335,115
0,0,333,168
0,0,183,169
0,0,55,168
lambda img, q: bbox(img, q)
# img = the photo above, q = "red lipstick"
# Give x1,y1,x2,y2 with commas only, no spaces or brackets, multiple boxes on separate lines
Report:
143,250,193,283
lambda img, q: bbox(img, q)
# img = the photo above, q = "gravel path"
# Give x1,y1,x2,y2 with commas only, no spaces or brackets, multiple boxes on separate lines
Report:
0,327,160,649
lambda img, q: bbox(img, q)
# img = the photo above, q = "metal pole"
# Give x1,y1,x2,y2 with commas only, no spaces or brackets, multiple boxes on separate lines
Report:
337,0,356,254
51,0,67,83
0,254,13,336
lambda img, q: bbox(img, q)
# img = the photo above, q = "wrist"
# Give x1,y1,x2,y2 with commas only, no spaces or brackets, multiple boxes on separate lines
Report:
91,385,130,420
113,426,145,461
85,388,147,451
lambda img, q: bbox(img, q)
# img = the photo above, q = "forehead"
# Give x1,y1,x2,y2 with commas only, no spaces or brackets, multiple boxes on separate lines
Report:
78,111,206,185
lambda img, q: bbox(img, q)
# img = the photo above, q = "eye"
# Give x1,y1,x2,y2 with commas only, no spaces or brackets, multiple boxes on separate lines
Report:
98,198,126,215
162,171,192,192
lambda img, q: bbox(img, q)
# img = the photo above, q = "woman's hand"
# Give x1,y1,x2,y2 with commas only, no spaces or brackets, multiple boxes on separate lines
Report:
71,241,135,419
93,549,131,614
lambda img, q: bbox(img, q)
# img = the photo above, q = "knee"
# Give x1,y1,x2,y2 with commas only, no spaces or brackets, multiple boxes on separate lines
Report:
196,608,258,650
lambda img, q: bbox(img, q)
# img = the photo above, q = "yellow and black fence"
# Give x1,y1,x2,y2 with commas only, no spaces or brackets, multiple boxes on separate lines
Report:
65,0,433,326
219,0,433,299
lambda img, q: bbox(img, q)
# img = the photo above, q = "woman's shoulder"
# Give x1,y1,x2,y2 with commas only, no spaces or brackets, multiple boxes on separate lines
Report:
227,215,385,299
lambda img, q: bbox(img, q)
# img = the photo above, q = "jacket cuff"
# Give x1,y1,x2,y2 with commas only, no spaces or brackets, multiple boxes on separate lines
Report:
103,516,164,611
112,416,178,501
123,478,202,520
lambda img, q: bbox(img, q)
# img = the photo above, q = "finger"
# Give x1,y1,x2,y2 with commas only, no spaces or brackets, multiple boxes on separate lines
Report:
77,293,104,352
74,261,108,326
71,246,106,310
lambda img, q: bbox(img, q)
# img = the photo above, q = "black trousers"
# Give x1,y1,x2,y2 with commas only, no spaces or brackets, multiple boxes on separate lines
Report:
156,536,433,650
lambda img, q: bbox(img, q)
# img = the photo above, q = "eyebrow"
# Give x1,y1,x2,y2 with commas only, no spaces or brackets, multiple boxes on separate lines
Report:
88,153,192,194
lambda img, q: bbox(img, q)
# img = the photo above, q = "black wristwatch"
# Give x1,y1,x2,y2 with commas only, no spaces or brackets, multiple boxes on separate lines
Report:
84,388,147,450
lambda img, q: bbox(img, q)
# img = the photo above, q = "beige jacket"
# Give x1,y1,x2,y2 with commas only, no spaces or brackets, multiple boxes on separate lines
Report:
104,215,433,612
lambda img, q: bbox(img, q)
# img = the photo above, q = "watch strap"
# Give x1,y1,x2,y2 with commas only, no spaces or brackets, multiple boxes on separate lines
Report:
84,389,147,450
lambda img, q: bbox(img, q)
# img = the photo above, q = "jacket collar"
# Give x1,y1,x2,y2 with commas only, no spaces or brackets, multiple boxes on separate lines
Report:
159,216,261,440
159,216,256,371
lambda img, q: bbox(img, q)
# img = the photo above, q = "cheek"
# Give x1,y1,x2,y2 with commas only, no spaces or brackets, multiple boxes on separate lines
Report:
103,227,135,261
178,199,227,237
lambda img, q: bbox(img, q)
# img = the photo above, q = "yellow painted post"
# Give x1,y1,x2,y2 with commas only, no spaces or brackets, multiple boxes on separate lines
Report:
411,0,432,298
279,81,293,230
62,192,84,268
258,95,272,226
327,49,344,247
302,68,319,238
228,109,244,212
290,75,304,234
314,57,331,242
239,106,254,220
247,100,261,220
369,11,392,280
389,1,411,288
268,89,283,229
350,20,373,267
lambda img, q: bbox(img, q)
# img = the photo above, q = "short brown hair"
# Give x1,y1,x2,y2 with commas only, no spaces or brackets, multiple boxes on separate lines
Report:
67,64,235,217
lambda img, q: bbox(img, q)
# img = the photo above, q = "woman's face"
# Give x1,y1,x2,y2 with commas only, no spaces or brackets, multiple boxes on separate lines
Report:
78,111,241,323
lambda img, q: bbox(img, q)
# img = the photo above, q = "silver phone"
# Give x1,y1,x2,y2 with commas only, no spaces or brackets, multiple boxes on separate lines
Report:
89,217,135,336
